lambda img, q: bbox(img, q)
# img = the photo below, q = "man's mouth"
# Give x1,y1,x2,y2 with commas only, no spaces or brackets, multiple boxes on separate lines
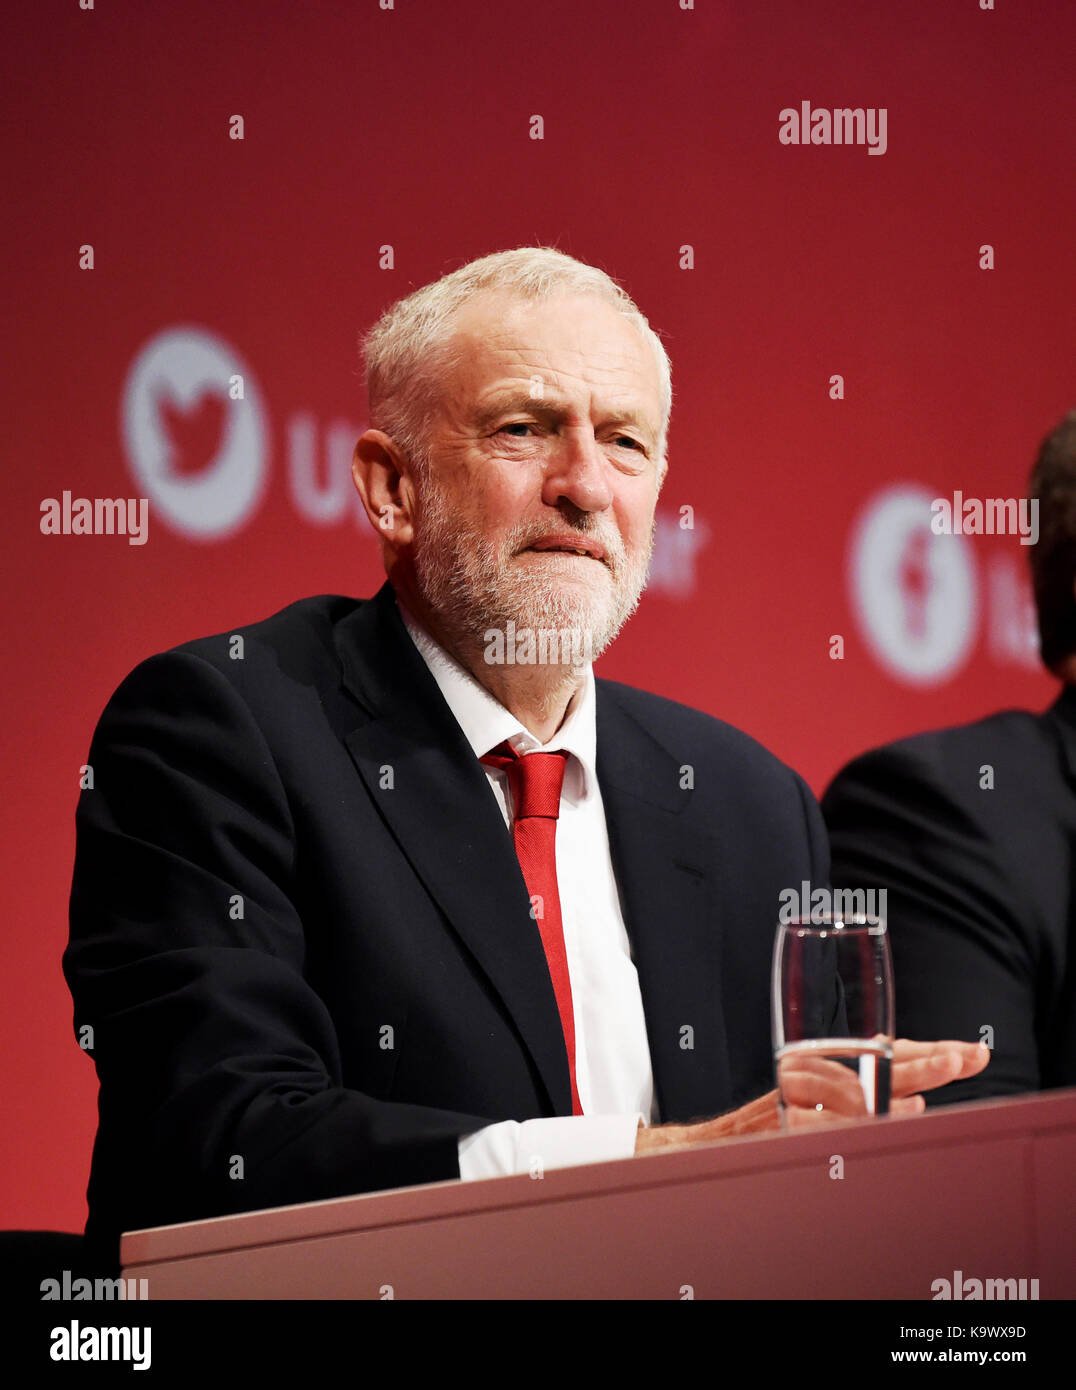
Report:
521,535,607,563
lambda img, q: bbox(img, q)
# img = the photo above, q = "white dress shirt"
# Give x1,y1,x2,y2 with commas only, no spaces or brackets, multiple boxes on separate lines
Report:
397,601,657,1180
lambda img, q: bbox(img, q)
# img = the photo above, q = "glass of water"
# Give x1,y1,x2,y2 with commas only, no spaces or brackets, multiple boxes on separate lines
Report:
772,914,894,1127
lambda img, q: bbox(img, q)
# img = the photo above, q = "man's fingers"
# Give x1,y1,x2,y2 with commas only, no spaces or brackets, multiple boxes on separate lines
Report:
891,1094,926,1116
779,1055,875,1116
781,1090,925,1128
892,1049,963,1096
892,1039,990,1096
892,1038,990,1069
781,1103,857,1130
775,1039,989,1122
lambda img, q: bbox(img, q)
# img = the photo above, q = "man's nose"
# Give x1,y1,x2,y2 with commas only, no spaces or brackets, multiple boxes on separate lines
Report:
541,429,614,513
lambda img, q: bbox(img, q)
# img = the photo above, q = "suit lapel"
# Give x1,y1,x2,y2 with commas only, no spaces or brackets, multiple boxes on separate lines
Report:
334,585,575,1114
596,686,732,1124
333,587,732,1123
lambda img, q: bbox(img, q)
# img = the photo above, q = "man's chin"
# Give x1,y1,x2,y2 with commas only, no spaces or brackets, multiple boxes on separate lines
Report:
414,544,646,664
493,590,634,659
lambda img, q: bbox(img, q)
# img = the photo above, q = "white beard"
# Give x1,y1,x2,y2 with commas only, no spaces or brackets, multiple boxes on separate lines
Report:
412,475,654,668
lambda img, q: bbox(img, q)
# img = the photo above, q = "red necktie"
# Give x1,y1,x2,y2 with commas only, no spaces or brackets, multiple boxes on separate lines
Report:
481,741,583,1116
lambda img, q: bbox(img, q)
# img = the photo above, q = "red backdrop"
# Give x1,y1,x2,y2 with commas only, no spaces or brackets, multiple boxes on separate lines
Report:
3,0,1072,1235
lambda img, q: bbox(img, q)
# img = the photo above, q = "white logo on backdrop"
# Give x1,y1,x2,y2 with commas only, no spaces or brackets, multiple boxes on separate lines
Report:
850,485,978,684
647,512,710,598
122,327,268,541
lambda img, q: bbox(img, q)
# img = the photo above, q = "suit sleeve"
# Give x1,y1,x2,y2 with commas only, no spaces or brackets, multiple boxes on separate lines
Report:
64,650,493,1255
822,745,1041,1101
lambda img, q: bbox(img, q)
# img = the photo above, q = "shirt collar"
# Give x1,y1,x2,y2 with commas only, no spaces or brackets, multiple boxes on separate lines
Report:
396,596,598,801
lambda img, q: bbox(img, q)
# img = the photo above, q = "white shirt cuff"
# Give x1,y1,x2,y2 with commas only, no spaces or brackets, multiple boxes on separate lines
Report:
457,1114,647,1181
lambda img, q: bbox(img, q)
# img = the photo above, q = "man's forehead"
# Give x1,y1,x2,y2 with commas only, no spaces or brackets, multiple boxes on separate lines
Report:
443,291,660,406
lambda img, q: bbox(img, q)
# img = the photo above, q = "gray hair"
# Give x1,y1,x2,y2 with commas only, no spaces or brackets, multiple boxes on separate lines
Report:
361,246,672,470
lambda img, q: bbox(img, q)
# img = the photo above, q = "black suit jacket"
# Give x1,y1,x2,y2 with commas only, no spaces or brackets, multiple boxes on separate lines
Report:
822,689,1076,1104
65,584,830,1265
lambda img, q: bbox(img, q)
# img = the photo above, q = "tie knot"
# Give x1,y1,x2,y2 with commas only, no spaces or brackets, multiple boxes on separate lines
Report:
481,741,569,819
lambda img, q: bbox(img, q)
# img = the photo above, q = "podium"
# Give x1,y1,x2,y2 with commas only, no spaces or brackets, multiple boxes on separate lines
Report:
121,1088,1076,1299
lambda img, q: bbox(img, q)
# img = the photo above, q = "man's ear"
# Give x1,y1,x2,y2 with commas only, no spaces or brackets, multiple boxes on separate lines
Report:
352,430,416,548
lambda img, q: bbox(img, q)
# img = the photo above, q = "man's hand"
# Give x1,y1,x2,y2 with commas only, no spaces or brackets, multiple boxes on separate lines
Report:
634,1038,990,1155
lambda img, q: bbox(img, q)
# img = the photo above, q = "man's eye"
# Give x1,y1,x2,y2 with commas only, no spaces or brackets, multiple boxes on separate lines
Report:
498,422,534,437
612,435,645,451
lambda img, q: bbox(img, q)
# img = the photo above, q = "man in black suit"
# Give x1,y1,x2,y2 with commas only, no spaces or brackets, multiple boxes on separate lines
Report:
823,409,1076,1104
65,247,986,1269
